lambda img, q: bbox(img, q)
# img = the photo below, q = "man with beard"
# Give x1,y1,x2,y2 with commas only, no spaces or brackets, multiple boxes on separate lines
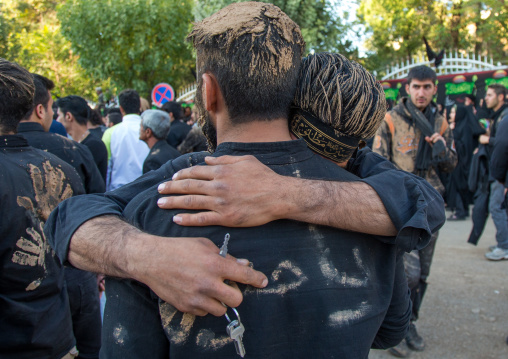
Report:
100,6,411,357
481,84,508,260
45,2,443,330
373,65,457,357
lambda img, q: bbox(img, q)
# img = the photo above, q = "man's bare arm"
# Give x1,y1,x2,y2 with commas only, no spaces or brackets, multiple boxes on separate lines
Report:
157,155,397,236
68,215,268,316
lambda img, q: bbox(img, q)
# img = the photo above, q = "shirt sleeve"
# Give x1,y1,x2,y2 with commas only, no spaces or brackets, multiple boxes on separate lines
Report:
371,251,412,349
347,148,445,252
44,152,208,265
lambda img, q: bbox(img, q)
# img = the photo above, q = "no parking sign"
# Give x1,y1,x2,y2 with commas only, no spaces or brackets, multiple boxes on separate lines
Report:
151,83,175,107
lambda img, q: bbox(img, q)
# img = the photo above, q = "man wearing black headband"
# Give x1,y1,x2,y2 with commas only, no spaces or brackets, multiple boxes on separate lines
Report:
373,65,457,357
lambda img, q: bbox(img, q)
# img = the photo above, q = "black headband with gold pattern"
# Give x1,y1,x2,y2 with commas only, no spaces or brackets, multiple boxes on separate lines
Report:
289,109,360,163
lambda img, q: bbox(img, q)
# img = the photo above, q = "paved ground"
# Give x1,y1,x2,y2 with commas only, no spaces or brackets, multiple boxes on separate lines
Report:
369,216,508,359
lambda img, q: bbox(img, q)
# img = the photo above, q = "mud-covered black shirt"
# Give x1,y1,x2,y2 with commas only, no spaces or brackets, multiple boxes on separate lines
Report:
104,140,411,359
0,135,85,358
17,122,105,194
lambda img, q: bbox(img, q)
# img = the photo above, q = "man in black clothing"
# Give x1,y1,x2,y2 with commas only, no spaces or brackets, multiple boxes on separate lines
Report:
18,75,105,194
162,101,191,149
56,95,108,182
98,4,410,357
0,58,84,359
140,109,181,173
482,84,508,260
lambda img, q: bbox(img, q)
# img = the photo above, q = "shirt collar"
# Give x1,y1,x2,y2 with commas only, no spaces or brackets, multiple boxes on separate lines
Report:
17,122,45,133
213,138,313,166
122,114,142,123
0,135,30,148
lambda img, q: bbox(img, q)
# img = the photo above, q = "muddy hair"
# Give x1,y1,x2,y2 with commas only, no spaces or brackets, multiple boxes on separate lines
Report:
293,52,386,140
187,2,305,124
0,58,35,133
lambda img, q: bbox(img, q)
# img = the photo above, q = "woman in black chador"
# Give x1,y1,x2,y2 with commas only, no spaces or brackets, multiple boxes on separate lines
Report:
447,104,480,220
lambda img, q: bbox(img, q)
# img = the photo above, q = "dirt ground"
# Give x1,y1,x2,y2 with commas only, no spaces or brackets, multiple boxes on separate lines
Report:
369,216,508,359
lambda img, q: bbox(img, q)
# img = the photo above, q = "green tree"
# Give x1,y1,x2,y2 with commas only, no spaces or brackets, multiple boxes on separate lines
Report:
59,0,196,98
0,0,104,99
194,0,357,57
358,0,508,75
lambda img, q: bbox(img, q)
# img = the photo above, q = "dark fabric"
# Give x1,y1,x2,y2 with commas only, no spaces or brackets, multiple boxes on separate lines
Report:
142,140,181,174
402,231,438,321
490,115,508,183
166,120,191,149
89,126,106,139
111,140,411,358
0,135,83,359
468,145,491,245
45,145,444,268
17,122,105,194
177,126,209,154
400,99,446,176
446,105,476,211
65,267,101,359
45,152,208,266
348,147,445,252
50,119,68,137
82,134,108,183
488,104,508,151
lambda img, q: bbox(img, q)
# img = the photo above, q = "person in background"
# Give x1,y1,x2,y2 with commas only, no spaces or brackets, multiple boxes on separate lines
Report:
87,108,106,139
56,96,108,183
104,89,149,190
18,74,105,194
0,57,84,359
139,109,181,174
373,65,457,357
162,101,191,149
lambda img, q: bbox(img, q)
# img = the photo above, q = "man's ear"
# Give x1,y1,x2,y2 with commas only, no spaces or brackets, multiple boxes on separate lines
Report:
35,104,45,120
405,83,410,94
146,127,153,138
66,112,74,123
202,73,218,112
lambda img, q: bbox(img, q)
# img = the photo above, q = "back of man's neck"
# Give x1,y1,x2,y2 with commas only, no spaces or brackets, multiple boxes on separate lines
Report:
218,118,292,144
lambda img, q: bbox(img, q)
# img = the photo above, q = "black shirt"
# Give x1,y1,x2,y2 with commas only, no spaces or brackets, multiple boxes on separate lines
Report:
0,135,84,359
106,140,411,358
17,122,105,194
143,140,181,174
166,120,191,149
89,126,106,139
82,133,108,182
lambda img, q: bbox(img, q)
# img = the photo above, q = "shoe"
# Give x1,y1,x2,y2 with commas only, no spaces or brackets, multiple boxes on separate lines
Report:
485,247,508,261
489,245,498,252
447,214,466,221
405,322,425,351
388,340,411,358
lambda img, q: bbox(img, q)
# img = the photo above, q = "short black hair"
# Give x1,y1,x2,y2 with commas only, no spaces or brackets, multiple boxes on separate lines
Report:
488,84,507,98
118,89,141,115
161,101,182,120
0,58,34,133
56,95,90,126
88,108,103,126
407,65,437,85
108,112,122,126
22,74,55,119
107,107,121,115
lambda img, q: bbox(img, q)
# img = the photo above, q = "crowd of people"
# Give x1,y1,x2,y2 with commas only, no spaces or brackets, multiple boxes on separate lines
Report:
1,2,507,359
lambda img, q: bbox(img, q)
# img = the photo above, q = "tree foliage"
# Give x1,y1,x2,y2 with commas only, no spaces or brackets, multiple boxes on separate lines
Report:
358,0,508,75
0,0,102,99
194,0,357,57
59,0,195,98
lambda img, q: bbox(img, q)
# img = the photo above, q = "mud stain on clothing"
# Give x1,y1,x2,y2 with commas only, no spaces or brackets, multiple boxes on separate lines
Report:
329,302,370,327
196,329,231,351
159,301,196,345
113,324,128,345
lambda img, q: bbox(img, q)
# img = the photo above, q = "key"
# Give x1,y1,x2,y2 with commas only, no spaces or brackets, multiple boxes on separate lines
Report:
227,320,246,357
219,233,230,257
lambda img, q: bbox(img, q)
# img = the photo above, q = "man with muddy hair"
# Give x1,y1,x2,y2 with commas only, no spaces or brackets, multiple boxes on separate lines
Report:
46,1,443,330
0,58,85,358
95,4,410,357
